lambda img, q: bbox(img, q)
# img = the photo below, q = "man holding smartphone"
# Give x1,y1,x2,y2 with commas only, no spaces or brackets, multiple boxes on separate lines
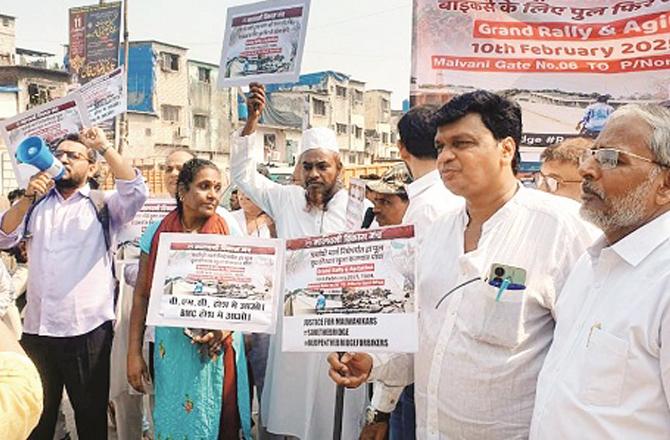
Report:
328,91,597,439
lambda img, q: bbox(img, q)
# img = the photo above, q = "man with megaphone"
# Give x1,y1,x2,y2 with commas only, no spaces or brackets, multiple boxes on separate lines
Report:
0,127,148,440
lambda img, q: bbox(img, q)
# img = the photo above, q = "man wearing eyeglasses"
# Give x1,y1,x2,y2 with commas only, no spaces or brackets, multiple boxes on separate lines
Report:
530,104,670,439
0,127,147,439
328,90,596,439
536,137,592,202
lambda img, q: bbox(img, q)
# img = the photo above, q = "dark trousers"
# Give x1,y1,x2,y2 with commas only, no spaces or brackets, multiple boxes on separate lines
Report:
21,321,113,440
390,385,416,440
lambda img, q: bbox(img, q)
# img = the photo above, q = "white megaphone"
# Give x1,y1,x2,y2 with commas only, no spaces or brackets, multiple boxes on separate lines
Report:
15,136,65,180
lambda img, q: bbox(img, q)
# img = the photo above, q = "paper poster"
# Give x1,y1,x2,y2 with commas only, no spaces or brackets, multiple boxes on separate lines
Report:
411,0,670,141
116,198,175,262
0,95,91,188
282,226,418,352
146,233,285,333
69,2,122,85
345,178,367,230
79,66,127,125
218,0,311,87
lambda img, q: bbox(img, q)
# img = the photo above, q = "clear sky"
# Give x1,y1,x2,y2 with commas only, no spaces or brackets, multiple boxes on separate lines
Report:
4,0,412,108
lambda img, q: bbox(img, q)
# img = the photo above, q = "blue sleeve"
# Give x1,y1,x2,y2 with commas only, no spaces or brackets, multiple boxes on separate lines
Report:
139,221,161,254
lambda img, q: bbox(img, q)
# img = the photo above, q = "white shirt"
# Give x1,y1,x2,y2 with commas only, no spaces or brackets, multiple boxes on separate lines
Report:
371,169,463,412
402,169,463,245
530,211,670,440
370,186,596,439
0,175,148,336
231,209,272,238
231,130,367,440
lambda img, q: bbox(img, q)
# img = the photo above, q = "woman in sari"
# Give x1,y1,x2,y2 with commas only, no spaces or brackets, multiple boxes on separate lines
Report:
127,158,251,440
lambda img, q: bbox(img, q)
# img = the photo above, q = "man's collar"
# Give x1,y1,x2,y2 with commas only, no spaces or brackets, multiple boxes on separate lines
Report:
53,183,91,201
588,210,670,267
406,169,441,199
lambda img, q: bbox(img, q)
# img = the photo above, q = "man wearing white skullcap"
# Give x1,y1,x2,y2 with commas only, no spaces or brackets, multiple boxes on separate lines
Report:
230,83,366,440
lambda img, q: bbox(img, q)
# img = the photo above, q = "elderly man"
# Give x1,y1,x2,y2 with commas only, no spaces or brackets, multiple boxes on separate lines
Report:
530,104,670,439
328,90,596,439
536,137,592,201
0,127,147,439
231,83,366,439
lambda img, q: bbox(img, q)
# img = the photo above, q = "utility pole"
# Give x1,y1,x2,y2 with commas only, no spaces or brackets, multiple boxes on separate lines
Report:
119,0,129,154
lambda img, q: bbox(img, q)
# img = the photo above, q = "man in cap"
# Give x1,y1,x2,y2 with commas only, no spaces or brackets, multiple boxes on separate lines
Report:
230,83,366,439
366,164,412,227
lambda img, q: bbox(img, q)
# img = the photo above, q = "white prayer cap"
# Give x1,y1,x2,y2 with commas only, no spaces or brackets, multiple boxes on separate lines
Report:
299,127,339,155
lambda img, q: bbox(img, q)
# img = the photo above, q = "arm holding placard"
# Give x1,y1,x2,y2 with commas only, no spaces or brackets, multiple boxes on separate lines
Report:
230,83,290,221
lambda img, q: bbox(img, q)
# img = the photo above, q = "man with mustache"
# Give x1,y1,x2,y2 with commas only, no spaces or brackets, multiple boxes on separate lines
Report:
328,90,596,439
530,104,670,439
230,83,366,439
0,127,147,439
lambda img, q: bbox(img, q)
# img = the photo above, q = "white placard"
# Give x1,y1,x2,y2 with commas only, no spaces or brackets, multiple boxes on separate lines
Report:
117,198,176,248
0,95,91,188
218,0,311,87
79,66,127,124
146,233,285,334
345,178,367,230
282,226,418,352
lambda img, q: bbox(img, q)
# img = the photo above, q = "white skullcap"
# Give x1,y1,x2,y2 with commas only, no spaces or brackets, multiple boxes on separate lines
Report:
299,127,339,155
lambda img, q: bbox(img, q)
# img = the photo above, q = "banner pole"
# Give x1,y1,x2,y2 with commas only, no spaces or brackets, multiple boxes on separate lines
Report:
333,351,345,440
119,0,129,154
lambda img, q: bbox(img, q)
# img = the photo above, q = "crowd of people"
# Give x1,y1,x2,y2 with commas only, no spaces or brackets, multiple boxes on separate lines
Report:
0,83,669,440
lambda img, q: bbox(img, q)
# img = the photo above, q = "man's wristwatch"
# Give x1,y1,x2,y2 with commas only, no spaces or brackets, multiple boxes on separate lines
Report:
98,144,111,156
365,406,390,425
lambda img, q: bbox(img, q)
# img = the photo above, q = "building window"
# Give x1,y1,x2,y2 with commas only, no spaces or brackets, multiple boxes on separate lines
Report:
335,86,347,98
161,52,180,71
145,128,152,137
197,67,211,83
349,154,357,164
354,126,362,139
194,114,209,129
382,132,389,143
390,132,397,143
27,83,51,107
2,17,9,27
336,123,348,135
353,90,363,102
381,98,390,110
312,99,326,116
161,105,181,122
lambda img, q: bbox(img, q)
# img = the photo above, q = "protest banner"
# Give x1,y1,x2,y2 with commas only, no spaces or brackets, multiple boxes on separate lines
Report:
411,0,670,143
146,233,285,334
282,225,418,352
69,2,122,85
345,178,367,230
117,198,175,256
79,66,127,125
218,0,311,87
0,95,91,188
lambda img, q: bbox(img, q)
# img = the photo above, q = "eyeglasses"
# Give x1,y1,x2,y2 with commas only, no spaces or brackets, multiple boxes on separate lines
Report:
54,150,92,162
579,148,668,170
533,171,580,193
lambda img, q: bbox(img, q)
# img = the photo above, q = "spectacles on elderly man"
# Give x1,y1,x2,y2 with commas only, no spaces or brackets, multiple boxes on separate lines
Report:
580,148,669,170
534,171,580,193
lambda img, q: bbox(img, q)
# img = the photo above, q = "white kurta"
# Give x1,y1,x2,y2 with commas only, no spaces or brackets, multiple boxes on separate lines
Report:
530,211,670,440
371,170,463,412
231,130,366,439
370,186,597,439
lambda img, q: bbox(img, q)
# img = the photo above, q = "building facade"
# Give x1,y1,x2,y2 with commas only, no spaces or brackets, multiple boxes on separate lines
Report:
364,89,398,160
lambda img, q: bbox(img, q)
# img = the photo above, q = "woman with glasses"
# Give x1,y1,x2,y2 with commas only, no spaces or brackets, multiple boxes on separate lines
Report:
127,159,251,440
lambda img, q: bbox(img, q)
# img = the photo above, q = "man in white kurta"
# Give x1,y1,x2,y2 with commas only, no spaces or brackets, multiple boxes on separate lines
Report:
531,104,670,439
231,83,366,439
329,90,597,439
